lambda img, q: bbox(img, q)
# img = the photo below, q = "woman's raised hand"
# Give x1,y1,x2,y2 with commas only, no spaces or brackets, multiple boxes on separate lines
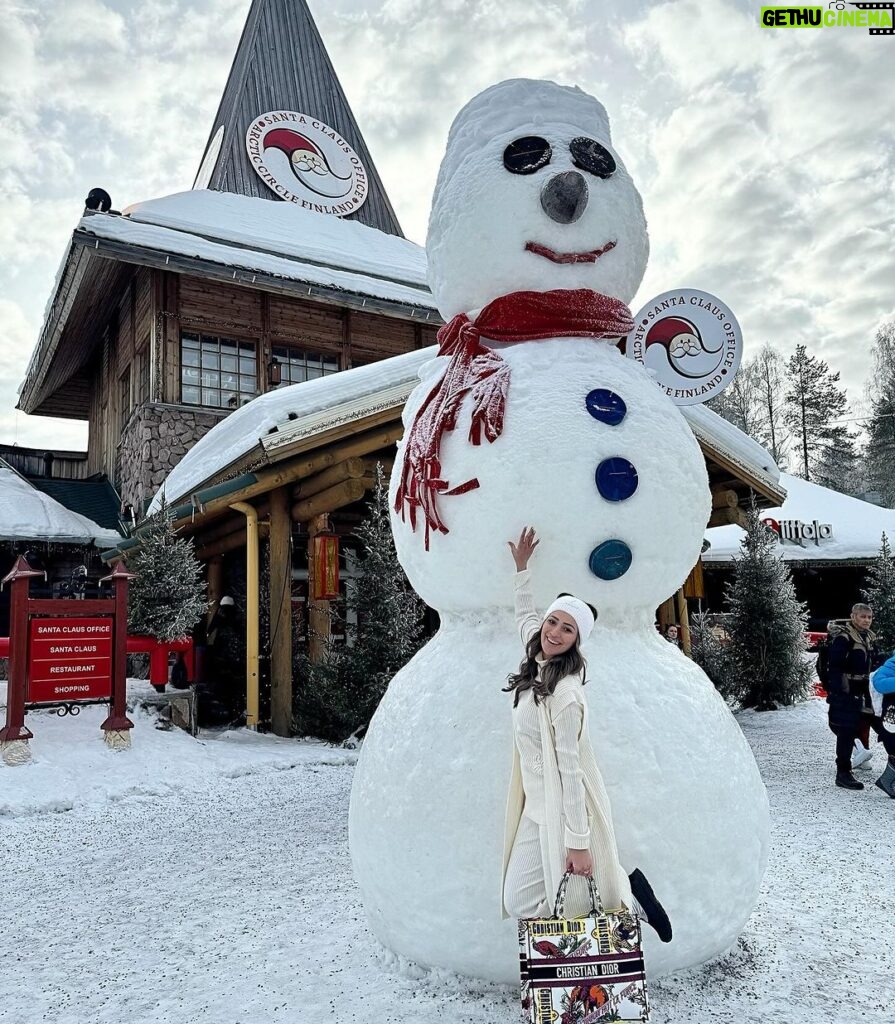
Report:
508,526,540,572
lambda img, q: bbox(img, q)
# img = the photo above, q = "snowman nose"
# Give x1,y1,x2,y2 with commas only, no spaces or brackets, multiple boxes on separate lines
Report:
540,171,589,224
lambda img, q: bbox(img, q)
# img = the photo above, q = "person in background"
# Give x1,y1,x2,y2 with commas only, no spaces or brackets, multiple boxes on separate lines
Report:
664,624,682,648
826,603,895,791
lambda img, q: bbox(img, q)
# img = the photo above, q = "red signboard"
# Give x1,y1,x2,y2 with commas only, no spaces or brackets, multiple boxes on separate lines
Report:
28,617,113,704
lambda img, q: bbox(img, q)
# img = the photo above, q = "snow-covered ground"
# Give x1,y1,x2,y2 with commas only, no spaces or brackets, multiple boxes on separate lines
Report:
1,687,892,1023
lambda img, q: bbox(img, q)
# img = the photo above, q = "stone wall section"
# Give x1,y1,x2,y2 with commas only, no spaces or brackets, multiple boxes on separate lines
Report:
118,403,227,516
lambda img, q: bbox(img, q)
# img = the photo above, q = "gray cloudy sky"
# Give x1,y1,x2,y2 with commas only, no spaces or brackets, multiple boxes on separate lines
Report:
1,0,893,452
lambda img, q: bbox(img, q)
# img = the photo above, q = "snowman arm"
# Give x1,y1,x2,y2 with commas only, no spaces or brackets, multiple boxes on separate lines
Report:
514,569,543,647
551,701,590,849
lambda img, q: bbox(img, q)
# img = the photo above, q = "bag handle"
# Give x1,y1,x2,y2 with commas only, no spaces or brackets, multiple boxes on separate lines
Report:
552,870,604,919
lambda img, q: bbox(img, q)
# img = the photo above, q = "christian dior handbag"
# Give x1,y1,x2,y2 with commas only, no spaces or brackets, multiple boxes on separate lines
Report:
518,872,650,1023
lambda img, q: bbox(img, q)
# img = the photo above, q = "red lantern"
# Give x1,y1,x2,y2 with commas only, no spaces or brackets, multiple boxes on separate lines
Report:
312,533,340,600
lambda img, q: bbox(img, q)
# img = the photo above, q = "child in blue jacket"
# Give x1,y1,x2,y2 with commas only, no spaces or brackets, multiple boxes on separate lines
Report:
871,653,895,797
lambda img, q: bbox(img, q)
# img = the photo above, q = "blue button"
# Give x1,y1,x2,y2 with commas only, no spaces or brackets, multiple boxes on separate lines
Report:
589,540,633,580
595,458,638,502
585,389,626,426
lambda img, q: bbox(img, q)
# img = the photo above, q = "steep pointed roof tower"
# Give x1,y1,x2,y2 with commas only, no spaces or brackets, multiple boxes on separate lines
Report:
193,0,403,237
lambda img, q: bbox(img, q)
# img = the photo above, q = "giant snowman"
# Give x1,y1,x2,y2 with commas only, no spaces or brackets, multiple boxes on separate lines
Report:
349,79,769,983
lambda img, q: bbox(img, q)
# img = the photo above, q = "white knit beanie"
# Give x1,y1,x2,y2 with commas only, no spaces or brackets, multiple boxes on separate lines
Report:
544,595,596,643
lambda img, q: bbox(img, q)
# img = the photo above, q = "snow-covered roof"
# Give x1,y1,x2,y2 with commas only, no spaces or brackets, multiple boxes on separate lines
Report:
82,190,435,311
704,472,895,563
150,346,783,514
0,461,123,546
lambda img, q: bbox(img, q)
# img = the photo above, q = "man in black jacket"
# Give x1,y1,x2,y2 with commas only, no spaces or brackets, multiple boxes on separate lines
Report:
826,603,895,791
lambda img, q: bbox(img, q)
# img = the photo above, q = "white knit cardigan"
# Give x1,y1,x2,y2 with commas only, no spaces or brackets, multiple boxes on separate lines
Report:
501,569,632,918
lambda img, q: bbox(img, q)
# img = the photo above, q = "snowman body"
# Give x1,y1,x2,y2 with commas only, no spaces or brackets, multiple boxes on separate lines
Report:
349,79,769,982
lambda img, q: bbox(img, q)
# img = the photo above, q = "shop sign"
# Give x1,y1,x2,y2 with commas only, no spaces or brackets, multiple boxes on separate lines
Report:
627,288,743,406
761,517,833,546
28,617,113,704
245,110,369,215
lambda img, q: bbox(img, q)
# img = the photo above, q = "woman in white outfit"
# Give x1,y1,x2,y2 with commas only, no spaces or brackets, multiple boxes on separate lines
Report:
501,526,672,941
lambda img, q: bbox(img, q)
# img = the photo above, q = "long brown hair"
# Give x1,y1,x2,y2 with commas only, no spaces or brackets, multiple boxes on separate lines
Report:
503,594,596,707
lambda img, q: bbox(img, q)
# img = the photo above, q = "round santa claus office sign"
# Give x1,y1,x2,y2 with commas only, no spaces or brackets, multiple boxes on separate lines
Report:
245,110,369,216
627,288,743,406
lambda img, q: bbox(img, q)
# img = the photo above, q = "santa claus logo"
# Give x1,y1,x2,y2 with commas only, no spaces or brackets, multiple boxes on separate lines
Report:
245,111,369,215
627,288,743,406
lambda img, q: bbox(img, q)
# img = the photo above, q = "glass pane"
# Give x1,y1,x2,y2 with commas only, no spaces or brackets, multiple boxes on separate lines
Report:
202,351,220,369
239,375,256,394
239,357,256,374
182,366,199,383
182,349,200,367
239,341,254,353
182,335,200,349
200,370,220,389
202,389,221,407
182,385,200,404
273,345,288,360
220,340,238,355
289,366,308,384
305,366,323,380
221,371,238,389
223,392,239,409
220,354,237,372
323,358,339,372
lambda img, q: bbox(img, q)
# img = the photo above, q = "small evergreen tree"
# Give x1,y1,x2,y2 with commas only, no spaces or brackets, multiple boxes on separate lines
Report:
294,466,425,740
721,501,812,709
689,612,730,690
863,532,895,657
127,503,208,641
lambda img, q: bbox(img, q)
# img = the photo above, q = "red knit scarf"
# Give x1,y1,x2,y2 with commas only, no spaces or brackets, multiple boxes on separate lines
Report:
394,288,634,548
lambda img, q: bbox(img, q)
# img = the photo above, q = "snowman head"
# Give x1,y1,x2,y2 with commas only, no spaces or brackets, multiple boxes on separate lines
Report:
427,79,649,319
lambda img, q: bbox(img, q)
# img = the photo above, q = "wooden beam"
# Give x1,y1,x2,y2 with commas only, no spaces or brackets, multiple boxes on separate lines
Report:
307,515,331,664
195,522,269,560
676,589,692,657
268,487,293,737
292,457,367,500
291,478,367,521
707,507,749,529
710,488,739,511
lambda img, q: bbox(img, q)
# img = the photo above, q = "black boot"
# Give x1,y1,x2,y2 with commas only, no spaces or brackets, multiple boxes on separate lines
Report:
628,869,672,943
875,760,895,798
836,770,864,790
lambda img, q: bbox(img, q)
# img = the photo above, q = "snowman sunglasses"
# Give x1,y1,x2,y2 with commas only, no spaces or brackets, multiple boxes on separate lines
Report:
503,135,616,180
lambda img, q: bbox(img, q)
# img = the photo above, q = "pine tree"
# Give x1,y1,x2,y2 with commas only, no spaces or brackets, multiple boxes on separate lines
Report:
689,612,730,691
784,343,856,490
866,321,895,506
863,532,895,657
294,466,425,740
127,503,208,641
721,501,812,709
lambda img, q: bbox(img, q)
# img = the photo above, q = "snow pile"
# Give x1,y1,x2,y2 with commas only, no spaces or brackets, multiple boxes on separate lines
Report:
0,460,121,546
77,191,437,312
148,347,434,511
1,698,891,1023
705,472,895,562
0,679,355,818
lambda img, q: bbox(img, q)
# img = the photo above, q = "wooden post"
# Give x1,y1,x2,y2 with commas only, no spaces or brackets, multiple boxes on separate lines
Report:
675,588,692,658
0,557,42,764
307,514,331,664
230,502,261,729
100,561,136,748
269,487,293,737
657,596,676,632
206,555,224,626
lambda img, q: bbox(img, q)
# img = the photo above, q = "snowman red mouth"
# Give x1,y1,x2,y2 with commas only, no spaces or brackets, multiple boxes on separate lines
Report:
525,239,617,264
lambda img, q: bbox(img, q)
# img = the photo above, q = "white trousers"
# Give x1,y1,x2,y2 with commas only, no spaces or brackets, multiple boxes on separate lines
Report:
503,814,598,920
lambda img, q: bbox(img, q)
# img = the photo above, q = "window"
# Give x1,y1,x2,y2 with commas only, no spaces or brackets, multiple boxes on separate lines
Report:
272,345,339,386
118,367,131,431
136,349,149,405
181,332,257,409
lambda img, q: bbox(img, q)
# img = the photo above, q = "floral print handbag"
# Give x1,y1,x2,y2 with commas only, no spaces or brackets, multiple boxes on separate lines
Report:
518,871,650,1023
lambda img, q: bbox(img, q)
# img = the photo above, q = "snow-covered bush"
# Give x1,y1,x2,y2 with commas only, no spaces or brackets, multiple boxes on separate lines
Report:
293,467,425,742
863,532,895,657
721,501,812,710
126,502,208,641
